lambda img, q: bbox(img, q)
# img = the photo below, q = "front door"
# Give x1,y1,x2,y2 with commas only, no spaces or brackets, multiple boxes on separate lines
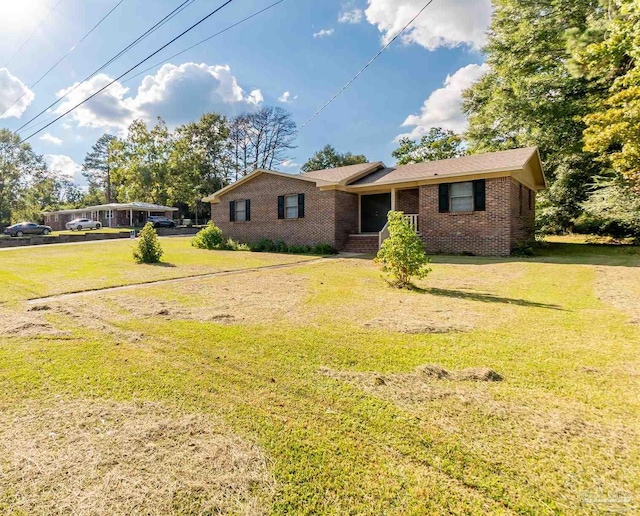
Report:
361,193,391,233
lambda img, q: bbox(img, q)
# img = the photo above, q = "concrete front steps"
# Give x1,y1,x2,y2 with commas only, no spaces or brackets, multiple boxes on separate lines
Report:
343,234,379,254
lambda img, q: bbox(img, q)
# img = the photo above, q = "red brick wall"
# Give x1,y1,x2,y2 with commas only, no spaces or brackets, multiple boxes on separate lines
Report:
419,177,513,256
510,180,536,247
210,173,358,248
334,190,359,249
396,188,419,214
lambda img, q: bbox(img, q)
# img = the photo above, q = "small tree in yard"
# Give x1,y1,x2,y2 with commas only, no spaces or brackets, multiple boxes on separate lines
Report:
133,223,163,264
375,211,431,288
191,221,224,250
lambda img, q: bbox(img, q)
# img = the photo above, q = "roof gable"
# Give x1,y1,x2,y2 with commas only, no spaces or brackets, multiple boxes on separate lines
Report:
202,169,326,203
301,162,385,185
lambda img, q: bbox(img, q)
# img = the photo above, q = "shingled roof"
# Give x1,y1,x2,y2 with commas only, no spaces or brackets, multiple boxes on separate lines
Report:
301,162,385,185
202,147,545,202
349,147,542,186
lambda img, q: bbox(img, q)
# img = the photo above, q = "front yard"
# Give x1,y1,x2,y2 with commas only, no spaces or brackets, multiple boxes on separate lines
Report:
0,237,638,514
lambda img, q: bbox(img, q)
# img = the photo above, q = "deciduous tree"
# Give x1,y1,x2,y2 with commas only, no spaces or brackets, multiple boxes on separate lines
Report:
392,128,464,165
301,144,367,172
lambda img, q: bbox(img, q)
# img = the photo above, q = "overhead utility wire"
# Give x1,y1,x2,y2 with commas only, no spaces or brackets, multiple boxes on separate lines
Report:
0,0,129,118
21,0,284,135
16,0,198,133
23,0,236,141
3,0,67,68
301,0,436,129
123,0,286,84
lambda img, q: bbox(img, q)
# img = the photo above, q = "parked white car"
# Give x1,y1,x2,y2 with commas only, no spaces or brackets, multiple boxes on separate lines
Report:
65,218,102,231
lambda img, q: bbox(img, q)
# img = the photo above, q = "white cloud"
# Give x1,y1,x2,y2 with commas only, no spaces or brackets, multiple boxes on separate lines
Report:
399,63,489,139
281,159,300,169
39,133,63,145
53,63,264,132
247,89,264,106
278,91,298,103
365,0,492,51
313,28,334,38
339,8,364,24
45,154,84,184
0,68,35,119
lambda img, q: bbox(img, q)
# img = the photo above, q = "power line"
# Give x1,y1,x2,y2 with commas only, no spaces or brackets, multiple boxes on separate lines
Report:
16,0,199,133
20,0,285,136
23,0,236,141
123,0,286,85
3,0,67,68
301,0,436,129
0,0,129,119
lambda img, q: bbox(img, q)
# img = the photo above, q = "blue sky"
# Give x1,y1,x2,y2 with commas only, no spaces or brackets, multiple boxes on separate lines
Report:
0,0,492,186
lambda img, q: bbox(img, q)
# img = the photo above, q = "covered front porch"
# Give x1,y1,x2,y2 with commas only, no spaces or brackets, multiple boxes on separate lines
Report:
345,188,420,253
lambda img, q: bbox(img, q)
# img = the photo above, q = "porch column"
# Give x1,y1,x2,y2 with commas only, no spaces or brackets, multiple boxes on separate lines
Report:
391,188,396,211
130,209,133,226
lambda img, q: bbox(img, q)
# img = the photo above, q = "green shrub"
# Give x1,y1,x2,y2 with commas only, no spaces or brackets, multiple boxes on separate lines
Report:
287,244,310,254
250,238,275,252
375,211,431,288
311,243,337,255
133,223,163,264
273,240,288,253
191,222,224,250
249,239,336,255
221,238,251,251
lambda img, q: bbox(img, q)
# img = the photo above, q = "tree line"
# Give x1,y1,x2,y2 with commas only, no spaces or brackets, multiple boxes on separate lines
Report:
0,106,298,226
83,106,297,220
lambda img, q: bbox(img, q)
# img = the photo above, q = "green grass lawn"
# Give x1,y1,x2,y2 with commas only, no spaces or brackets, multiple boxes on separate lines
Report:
0,238,638,514
0,237,317,305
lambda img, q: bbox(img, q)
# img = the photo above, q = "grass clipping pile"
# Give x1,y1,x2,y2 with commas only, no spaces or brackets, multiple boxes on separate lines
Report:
0,400,274,515
321,364,502,406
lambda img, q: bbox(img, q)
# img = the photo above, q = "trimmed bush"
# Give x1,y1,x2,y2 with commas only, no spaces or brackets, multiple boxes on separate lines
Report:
375,211,431,288
133,223,163,264
191,222,224,250
248,238,336,255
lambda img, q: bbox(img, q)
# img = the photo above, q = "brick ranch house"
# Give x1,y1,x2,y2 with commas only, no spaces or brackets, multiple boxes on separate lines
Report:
43,202,178,231
204,147,546,256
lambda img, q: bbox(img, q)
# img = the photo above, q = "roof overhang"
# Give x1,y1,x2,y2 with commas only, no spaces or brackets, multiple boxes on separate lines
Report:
202,168,325,203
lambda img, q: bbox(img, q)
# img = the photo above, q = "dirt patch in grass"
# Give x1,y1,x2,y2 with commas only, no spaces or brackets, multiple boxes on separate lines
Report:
363,310,474,334
0,309,71,339
322,365,637,458
595,266,640,324
320,364,502,406
3,304,144,343
0,400,274,515
61,272,312,328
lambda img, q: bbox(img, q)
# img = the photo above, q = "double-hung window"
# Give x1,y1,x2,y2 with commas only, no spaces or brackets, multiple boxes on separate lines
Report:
449,182,474,212
235,200,247,221
439,180,486,213
229,199,250,222
278,194,305,219
285,195,298,219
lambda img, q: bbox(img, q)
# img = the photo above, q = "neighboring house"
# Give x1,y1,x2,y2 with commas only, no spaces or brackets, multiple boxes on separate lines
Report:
203,147,546,256
43,203,178,231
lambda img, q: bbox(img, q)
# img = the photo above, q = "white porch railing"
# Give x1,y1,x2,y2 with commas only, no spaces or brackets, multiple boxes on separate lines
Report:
378,214,419,248
405,214,419,233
